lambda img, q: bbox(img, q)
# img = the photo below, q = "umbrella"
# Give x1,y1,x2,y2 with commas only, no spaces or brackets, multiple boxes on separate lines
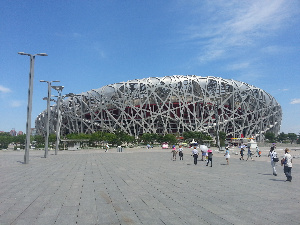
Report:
207,149,212,153
199,145,208,152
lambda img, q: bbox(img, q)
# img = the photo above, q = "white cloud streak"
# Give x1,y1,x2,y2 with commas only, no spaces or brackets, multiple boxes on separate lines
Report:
291,99,300,104
183,0,294,63
0,85,11,93
9,100,22,108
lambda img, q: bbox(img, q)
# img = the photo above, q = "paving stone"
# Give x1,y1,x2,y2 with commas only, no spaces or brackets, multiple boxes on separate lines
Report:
0,147,299,224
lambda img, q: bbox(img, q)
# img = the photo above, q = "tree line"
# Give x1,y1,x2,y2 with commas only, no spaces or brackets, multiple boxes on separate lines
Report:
0,130,213,150
1,130,298,150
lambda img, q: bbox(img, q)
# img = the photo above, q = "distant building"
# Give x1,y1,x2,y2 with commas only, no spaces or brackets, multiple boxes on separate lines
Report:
17,131,23,135
10,129,17,136
31,128,37,136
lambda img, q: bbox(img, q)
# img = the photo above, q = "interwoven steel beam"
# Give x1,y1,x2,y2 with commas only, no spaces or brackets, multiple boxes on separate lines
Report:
35,75,282,140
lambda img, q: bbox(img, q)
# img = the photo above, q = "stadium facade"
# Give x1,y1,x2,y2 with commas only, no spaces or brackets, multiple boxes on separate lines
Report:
35,75,282,140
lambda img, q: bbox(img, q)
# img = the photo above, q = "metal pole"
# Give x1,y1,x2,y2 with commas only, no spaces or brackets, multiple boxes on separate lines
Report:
24,55,35,164
216,101,220,150
45,82,52,158
19,52,47,164
55,91,62,155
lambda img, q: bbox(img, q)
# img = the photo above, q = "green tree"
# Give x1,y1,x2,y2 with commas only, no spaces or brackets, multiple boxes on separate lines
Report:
264,132,276,143
162,134,177,145
219,131,227,147
277,132,287,143
287,133,298,144
34,135,45,147
140,133,158,144
0,133,12,149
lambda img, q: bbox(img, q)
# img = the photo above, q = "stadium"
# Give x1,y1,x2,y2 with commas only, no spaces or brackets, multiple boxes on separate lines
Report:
35,75,282,141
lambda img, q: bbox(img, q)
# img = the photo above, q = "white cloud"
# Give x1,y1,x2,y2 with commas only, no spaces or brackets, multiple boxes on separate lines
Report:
227,62,250,71
291,99,300,104
278,88,289,92
9,100,23,108
0,85,11,93
182,0,295,63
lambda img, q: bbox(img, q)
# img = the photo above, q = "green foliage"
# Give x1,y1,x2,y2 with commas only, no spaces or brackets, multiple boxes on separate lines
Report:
34,135,45,146
140,133,158,144
219,131,226,147
0,133,12,149
264,132,276,143
162,134,177,145
287,133,298,144
277,132,287,142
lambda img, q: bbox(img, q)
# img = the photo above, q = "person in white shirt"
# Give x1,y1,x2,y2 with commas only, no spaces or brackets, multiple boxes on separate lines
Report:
282,148,293,182
178,145,183,160
268,147,278,176
192,146,199,165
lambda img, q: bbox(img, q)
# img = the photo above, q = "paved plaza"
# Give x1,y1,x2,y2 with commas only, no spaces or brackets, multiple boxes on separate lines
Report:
0,146,299,225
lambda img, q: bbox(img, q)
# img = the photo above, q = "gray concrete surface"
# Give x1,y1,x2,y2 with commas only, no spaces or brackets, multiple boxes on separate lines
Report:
0,146,299,225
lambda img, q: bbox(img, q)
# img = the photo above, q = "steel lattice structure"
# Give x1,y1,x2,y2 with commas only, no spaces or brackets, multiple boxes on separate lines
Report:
35,75,282,140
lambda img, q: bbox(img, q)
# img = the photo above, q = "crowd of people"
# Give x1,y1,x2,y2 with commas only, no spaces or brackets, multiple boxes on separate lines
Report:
170,143,293,182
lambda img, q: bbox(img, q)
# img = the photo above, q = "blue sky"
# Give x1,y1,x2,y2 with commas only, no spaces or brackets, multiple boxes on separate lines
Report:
0,0,300,134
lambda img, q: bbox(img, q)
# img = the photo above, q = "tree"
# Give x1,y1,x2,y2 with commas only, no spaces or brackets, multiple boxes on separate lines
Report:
219,131,227,147
264,132,275,143
0,133,12,149
140,133,158,144
287,133,298,144
277,132,287,143
34,135,45,147
162,134,177,145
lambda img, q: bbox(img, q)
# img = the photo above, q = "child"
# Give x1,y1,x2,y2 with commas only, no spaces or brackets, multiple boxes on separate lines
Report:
240,146,245,160
171,145,177,161
206,150,213,167
178,145,183,160
224,147,230,165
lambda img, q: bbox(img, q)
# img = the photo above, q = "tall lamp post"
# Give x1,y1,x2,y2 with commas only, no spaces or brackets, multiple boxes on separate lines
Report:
40,80,60,158
51,86,64,155
18,52,48,164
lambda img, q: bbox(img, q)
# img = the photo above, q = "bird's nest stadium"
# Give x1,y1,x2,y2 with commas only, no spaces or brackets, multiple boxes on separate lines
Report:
35,75,282,140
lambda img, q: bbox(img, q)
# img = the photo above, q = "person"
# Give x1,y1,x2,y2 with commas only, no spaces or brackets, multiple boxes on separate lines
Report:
206,150,213,167
240,145,245,160
171,145,177,161
105,144,109,152
255,146,261,157
117,145,122,152
178,145,183,160
201,149,206,161
268,147,278,176
224,147,230,165
282,148,293,182
192,146,199,165
246,146,253,161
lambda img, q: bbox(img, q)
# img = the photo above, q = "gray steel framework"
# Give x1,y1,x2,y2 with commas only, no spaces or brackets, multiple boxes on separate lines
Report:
35,75,282,140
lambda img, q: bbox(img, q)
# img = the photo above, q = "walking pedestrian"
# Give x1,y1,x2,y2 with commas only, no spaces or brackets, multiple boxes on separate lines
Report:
192,146,199,165
240,145,245,160
201,149,206,161
105,144,109,152
268,147,278,176
255,146,261,157
178,145,183,160
224,147,230,165
246,146,253,161
206,150,213,167
282,148,293,182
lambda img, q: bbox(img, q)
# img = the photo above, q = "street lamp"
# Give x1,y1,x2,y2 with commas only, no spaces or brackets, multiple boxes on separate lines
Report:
51,85,64,155
40,80,60,158
18,52,48,164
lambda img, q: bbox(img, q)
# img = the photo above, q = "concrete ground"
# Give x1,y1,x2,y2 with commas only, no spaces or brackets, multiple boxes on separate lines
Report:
0,146,299,225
